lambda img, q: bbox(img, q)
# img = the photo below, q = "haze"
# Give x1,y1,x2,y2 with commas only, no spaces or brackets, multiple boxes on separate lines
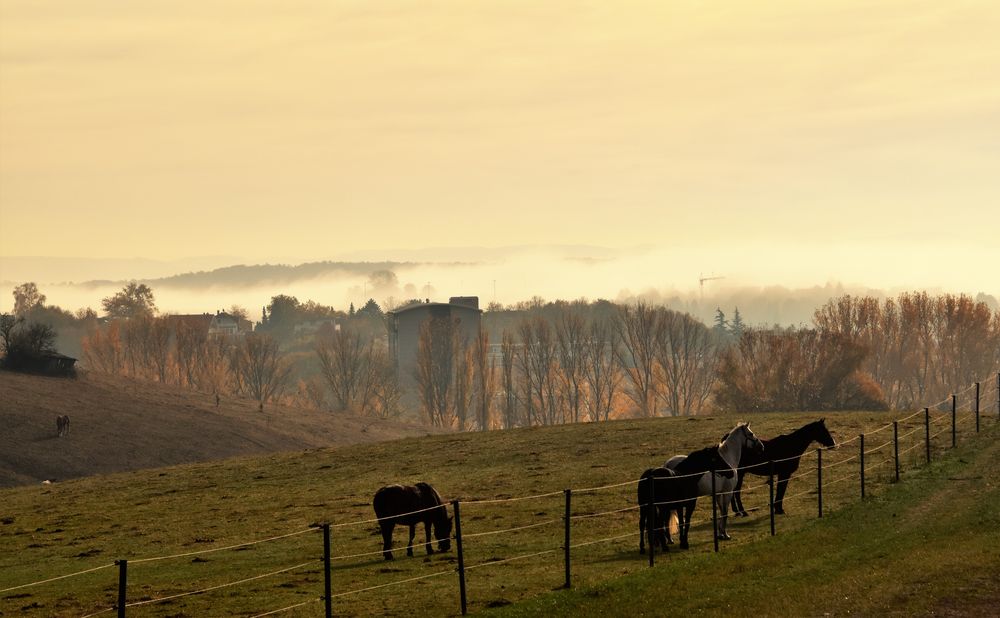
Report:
1,1,998,307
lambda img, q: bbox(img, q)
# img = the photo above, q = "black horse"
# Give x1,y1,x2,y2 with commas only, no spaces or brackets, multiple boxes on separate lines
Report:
373,482,452,560
730,419,836,516
638,446,734,553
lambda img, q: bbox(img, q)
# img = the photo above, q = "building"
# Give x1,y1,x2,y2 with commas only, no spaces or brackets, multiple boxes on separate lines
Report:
387,296,482,385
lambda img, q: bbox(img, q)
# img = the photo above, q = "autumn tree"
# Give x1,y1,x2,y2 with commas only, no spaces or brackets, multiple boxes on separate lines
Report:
414,314,463,427
102,282,156,319
580,315,622,422
555,307,586,423
499,330,519,429
471,326,496,430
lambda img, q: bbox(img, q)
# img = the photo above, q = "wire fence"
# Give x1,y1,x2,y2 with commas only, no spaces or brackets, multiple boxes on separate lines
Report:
8,371,998,617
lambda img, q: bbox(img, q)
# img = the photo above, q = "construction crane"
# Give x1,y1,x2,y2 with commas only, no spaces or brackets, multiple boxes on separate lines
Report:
699,274,725,301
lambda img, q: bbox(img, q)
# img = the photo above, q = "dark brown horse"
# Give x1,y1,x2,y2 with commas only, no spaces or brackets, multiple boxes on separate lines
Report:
731,419,836,516
373,482,452,560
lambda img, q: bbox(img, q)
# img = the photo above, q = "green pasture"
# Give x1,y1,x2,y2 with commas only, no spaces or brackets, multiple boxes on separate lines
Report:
1,404,994,616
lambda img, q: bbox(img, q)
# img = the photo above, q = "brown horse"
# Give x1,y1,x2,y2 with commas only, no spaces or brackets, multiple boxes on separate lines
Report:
373,482,452,560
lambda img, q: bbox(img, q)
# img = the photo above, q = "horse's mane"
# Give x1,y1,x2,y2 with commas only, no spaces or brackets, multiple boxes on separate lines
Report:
415,482,444,507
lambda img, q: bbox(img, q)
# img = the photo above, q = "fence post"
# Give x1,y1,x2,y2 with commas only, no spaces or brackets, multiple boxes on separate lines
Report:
711,469,719,553
859,434,865,500
323,524,332,618
452,500,467,615
768,460,775,536
924,408,931,464
115,559,127,618
893,421,900,483
563,489,571,589
951,394,957,448
646,476,655,567
996,372,999,419
975,382,980,433
816,448,823,519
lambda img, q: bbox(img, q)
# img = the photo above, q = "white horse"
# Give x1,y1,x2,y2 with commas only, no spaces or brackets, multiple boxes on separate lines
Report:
664,422,764,541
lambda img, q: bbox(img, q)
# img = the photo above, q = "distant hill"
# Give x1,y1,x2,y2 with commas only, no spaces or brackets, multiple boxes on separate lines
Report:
0,370,438,487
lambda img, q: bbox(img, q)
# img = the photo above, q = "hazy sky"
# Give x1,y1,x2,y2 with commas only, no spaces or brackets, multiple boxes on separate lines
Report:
1,1,998,295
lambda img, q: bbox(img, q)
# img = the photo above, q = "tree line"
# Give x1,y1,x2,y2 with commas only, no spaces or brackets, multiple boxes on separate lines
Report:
4,281,998,428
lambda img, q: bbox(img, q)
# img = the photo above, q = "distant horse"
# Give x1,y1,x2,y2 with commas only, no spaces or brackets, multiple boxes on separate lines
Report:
664,422,765,541
730,419,836,516
638,445,734,553
373,482,452,561
56,415,70,438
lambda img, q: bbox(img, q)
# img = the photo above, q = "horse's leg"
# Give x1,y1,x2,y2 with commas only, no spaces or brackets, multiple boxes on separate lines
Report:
656,507,669,551
774,473,791,514
380,523,394,561
638,504,646,554
679,504,692,550
424,518,435,555
717,486,732,540
406,524,416,557
732,471,747,516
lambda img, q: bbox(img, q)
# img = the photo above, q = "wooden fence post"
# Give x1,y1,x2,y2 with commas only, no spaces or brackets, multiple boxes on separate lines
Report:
563,489,571,589
893,421,900,483
951,394,957,448
924,407,931,464
816,448,823,519
323,523,332,618
768,460,775,536
711,469,719,553
859,434,865,499
452,500,467,615
975,382,980,433
116,559,127,618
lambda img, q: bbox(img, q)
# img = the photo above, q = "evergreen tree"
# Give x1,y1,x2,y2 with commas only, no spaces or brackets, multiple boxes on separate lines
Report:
730,307,745,339
713,307,729,337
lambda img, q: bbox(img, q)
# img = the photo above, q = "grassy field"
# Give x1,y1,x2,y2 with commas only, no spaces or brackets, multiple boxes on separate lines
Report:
1,398,995,616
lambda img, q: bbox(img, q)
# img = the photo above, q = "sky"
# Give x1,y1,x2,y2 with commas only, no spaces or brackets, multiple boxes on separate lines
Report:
1,1,999,304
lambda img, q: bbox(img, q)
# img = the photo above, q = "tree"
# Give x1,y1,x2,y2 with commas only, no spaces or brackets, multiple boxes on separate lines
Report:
614,302,663,417
555,307,586,424
1,320,58,373
581,315,622,422
471,326,496,430
102,282,156,319
656,310,717,415
414,314,462,427
712,308,729,338
12,283,46,317
230,333,292,407
315,328,395,416
729,308,745,339
499,330,519,429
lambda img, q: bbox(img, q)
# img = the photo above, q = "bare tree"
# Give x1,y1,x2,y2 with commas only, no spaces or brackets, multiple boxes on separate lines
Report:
518,317,560,425
555,307,586,424
614,302,663,417
316,329,373,412
231,333,292,407
656,310,718,415
12,282,46,317
414,314,461,427
499,330,519,429
471,327,496,430
581,316,622,422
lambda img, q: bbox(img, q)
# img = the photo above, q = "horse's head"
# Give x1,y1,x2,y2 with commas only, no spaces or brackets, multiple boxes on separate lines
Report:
814,418,837,449
435,513,453,553
732,422,765,456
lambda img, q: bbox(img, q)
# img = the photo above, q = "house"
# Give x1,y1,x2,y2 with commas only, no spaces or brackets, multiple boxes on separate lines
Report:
208,311,253,336
387,296,482,385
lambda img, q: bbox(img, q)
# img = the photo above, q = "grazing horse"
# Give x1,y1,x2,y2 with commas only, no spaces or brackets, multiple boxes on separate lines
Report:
731,418,836,516
638,445,734,553
56,415,70,437
373,482,452,561
664,422,765,541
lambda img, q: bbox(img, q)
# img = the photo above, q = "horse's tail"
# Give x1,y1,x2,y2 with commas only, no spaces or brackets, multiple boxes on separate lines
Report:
669,510,679,538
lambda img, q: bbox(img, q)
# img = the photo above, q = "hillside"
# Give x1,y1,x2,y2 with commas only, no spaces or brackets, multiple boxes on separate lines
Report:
3,407,992,616
0,370,438,487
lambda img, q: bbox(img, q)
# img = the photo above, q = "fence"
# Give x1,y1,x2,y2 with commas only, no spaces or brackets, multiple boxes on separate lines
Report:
4,372,998,616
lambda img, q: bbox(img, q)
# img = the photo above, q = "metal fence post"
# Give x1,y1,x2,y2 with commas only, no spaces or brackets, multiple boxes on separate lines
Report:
452,500,467,615
768,460,775,536
116,559,127,618
816,448,823,519
924,407,931,464
951,394,957,448
859,434,865,499
711,469,719,553
563,489,571,589
323,524,332,618
893,421,899,482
